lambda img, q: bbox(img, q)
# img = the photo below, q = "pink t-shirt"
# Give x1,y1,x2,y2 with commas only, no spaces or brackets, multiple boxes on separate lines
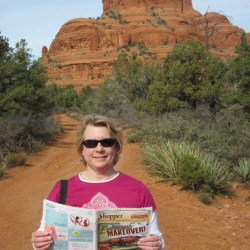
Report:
47,172,156,211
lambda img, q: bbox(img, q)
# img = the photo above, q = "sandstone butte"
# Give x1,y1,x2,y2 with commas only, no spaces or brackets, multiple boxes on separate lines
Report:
41,0,250,89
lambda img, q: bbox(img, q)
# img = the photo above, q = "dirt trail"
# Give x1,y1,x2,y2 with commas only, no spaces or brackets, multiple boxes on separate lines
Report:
0,114,250,250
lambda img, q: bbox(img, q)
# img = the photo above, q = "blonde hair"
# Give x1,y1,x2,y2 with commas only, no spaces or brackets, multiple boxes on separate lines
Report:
76,115,123,166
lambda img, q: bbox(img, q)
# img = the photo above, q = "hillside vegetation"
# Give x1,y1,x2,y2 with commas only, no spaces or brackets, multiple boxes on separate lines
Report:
0,33,61,177
1,32,250,200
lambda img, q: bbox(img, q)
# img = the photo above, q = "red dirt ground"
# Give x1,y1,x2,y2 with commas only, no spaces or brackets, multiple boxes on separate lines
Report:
0,114,250,250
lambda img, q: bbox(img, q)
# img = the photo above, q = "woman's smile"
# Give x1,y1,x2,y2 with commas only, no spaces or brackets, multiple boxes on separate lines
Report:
93,155,107,160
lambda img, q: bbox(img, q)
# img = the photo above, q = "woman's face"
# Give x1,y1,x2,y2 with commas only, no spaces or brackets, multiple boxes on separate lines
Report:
81,125,118,173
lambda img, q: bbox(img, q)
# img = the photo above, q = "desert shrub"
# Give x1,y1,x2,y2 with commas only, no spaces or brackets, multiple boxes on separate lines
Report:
233,158,250,185
84,79,138,122
117,45,130,52
138,47,151,56
0,115,61,158
134,105,250,167
157,17,166,25
126,128,142,143
27,115,62,143
5,152,28,168
175,155,211,191
105,9,121,20
46,84,79,110
198,193,213,205
0,116,39,156
0,164,5,180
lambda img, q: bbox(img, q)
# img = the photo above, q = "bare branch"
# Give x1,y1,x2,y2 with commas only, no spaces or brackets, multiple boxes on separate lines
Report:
197,7,231,50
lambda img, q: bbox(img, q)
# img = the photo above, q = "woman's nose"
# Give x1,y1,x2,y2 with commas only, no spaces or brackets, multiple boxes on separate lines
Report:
95,142,104,150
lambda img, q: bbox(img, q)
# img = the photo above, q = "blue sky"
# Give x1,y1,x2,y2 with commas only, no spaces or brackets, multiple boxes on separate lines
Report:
0,0,249,59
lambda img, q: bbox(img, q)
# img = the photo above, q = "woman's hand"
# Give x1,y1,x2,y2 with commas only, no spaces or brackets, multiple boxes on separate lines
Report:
137,235,163,250
31,231,53,250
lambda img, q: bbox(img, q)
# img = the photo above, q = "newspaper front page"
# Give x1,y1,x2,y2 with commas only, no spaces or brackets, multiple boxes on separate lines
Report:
98,208,151,250
42,200,152,250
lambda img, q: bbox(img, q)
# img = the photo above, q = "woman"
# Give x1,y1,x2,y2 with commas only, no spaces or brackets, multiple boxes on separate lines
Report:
31,115,164,250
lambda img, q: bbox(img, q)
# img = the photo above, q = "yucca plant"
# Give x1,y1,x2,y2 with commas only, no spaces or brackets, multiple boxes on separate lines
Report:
142,139,230,194
142,143,177,181
206,159,230,194
233,158,250,185
142,140,201,182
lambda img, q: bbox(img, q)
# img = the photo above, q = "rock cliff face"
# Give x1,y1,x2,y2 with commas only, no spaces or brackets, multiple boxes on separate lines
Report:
42,0,249,88
102,0,193,12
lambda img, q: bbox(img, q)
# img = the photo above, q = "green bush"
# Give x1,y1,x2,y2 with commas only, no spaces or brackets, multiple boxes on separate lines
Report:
198,193,213,205
105,10,121,20
0,115,61,159
157,17,166,25
117,45,130,52
5,152,28,168
126,129,141,143
0,36,53,118
84,79,137,121
46,84,79,110
175,155,211,191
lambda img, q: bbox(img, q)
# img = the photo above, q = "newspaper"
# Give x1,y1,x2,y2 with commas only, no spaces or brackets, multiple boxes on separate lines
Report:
42,199,152,250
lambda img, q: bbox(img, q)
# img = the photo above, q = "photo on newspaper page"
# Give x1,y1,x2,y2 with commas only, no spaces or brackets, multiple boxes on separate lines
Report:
43,200,98,250
97,207,152,250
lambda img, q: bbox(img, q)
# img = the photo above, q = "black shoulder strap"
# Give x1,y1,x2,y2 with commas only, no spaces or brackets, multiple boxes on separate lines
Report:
59,180,68,205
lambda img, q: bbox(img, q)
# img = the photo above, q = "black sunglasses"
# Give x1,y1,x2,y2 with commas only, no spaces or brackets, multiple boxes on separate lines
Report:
82,138,116,148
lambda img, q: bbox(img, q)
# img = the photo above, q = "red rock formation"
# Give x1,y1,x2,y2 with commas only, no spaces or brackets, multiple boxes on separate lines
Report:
102,0,194,12
42,46,48,58
41,0,250,88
